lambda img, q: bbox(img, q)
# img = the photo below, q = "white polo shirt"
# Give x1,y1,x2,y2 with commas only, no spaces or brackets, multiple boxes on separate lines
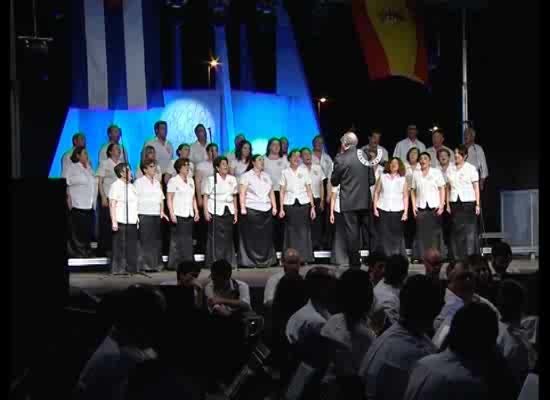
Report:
447,162,479,203
143,138,174,171
377,174,406,212
134,176,165,216
167,175,195,218
108,179,139,224
203,173,238,216
189,141,208,165
312,152,334,179
66,162,96,210
280,165,312,206
239,169,273,212
305,164,325,199
96,158,120,199
393,138,426,162
264,157,289,191
411,168,445,209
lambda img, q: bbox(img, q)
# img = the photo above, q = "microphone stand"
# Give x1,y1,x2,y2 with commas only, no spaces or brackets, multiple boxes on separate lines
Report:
209,127,216,264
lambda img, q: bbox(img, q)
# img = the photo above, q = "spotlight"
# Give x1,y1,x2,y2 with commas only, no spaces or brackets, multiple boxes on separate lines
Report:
319,97,327,103
209,59,220,68
166,0,188,8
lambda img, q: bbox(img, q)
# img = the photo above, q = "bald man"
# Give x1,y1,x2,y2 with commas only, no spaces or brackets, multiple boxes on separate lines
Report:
263,248,302,306
330,132,376,267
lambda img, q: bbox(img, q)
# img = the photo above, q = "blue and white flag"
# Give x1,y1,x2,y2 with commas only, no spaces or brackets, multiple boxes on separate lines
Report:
71,0,164,110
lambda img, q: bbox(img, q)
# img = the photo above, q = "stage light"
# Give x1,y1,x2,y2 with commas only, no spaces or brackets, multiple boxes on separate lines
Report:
319,97,327,103
207,58,221,88
209,59,220,68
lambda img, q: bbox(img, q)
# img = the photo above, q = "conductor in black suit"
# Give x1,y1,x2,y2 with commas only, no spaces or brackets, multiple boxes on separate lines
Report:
330,132,377,267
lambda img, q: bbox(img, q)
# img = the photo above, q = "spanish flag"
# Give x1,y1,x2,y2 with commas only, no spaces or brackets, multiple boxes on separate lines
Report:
352,0,428,84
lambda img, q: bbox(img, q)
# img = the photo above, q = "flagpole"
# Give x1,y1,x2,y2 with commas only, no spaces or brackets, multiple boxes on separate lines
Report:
461,7,469,144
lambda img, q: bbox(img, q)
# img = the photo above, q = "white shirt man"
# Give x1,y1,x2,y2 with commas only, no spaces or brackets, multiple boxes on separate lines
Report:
280,165,312,205
143,137,174,172
373,280,401,325
312,152,333,179
134,176,165,216
304,164,325,200
446,162,479,202
467,144,489,180
203,279,251,314
66,162,97,210
393,127,426,162
239,170,273,212
286,300,331,345
411,168,445,209
108,179,139,224
167,175,196,218
264,157,289,192
360,322,437,400
367,131,390,162
203,173,238,216
189,141,208,165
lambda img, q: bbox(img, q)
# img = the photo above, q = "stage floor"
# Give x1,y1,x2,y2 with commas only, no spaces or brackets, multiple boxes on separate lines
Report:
69,258,539,297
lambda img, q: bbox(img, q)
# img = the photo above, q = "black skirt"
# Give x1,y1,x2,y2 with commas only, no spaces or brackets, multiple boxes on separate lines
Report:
283,201,314,263
111,223,138,274
68,208,94,258
415,207,442,260
376,209,406,256
450,200,478,259
98,203,112,255
137,214,162,271
206,208,236,267
330,212,349,266
168,216,194,270
272,190,284,252
311,197,324,250
238,208,276,267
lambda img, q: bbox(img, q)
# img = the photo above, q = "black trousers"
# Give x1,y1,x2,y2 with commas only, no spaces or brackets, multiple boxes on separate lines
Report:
342,209,372,267
111,223,138,274
68,208,94,258
272,191,284,252
311,197,324,250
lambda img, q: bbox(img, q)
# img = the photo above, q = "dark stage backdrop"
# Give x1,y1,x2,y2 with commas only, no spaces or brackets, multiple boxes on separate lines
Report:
13,2,538,232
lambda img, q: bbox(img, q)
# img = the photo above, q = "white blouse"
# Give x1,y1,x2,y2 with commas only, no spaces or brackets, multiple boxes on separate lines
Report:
305,164,325,199
280,165,312,206
203,173,238,216
312,152,333,179
230,159,251,179
165,158,194,178
447,162,479,203
134,176,165,216
108,179,139,224
264,157,289,191
96,158,121,199
167,174,196,218
134,164,163,182
240,170,273,212
377,174,406,212
411,168,445,209
66,162,97,210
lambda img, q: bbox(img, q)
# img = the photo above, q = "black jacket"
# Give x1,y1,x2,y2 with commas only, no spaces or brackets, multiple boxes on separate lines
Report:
330,145,375,212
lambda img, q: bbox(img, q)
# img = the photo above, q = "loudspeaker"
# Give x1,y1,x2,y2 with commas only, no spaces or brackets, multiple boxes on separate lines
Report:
10,178,69,386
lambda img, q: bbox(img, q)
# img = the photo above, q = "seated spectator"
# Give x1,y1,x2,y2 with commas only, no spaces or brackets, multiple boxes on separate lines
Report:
372,254,409,328
491,241,513,280
360,275,442,400
422,248,446,302
433,259,500,342
521,271,539,369
366,251,387,287
74,285,167,400
403,302,503,400
204,259,251,317
264,248,302,307
321,269,376,398
160,261,203,309
468,254,496,303
286,267,336,346
496,280,533,387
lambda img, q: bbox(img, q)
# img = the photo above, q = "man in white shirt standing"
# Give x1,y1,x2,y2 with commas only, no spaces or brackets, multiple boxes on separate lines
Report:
143,121,174,172
189,123,209,166
426,129,454,168
61,132,87,178
98,124,128,163
368,129,389,163
464,127,489,191
393,125,426,162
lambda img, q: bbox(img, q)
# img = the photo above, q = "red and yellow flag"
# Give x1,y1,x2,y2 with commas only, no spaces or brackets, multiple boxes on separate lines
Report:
352,0,428,83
